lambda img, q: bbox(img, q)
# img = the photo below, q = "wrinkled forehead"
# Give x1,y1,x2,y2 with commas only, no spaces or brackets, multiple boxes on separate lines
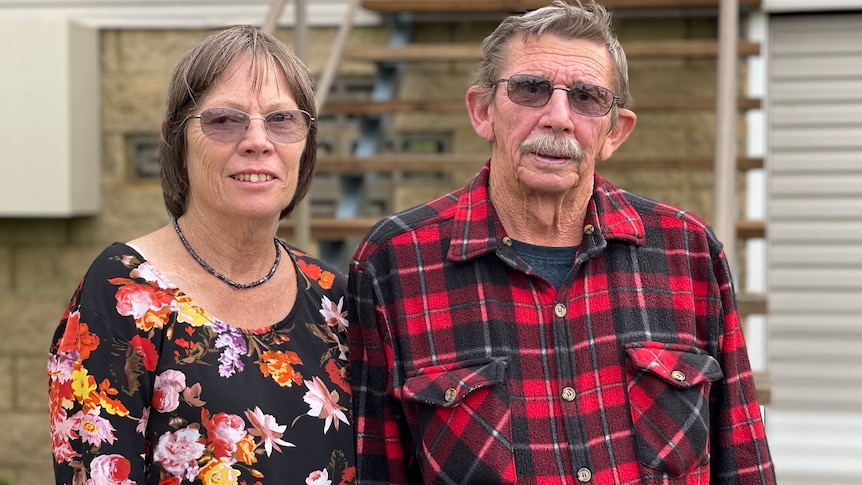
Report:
196,53,294,109
219,53,288,93
501,34,614,84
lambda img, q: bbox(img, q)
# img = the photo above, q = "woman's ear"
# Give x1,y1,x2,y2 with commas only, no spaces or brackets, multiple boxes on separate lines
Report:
466,86,495,142
599,108,636,161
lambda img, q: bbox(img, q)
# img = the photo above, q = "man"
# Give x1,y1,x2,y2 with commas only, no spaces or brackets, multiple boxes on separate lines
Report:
347,1,776,483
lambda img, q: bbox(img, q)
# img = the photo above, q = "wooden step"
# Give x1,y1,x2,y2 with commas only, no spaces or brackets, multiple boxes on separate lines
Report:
321,97,760,115
322,99,465,115
315,153,764,174
606,155,763,171
317,153,485,173
344,40,760,63
630,96,761,111
278,216,382,241
736,219,765,240
345,44,480,63
753,371,770,404
280,215,764,243
361,0,761,13
625,40,760,58
737,291,767,318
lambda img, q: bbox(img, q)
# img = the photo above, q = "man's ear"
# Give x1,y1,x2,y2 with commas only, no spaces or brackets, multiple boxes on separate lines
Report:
466,86,495,142
599,108,636,160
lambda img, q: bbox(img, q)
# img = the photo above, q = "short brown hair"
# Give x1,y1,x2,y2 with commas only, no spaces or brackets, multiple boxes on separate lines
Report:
472,0,630,125
159,25,317,220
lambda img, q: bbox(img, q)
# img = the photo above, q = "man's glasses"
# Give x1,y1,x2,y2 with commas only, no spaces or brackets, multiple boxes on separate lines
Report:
496,74,620,117
186,107,314,144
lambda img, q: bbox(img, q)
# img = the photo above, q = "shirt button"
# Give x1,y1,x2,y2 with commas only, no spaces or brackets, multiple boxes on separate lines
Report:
554,303,567,318
444,387,457,403
562,386,577,401
583,224,595,235
671,370,686,382
577,467,592,482
502,236,513,247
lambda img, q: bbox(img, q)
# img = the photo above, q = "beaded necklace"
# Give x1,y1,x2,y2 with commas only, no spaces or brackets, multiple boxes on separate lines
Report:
172,218,280,289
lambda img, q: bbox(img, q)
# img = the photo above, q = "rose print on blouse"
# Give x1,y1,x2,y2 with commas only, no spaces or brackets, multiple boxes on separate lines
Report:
113,278,174,332
153,428,206,481
206,412,247,459
198,456,241,484
84,454,135,485
151,406,296,481
152,369,186,413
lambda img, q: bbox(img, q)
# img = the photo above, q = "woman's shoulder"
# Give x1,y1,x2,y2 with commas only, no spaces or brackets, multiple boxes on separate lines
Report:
52,242,155,342
72,242,164,307
282,241,346,295
78,242,146,282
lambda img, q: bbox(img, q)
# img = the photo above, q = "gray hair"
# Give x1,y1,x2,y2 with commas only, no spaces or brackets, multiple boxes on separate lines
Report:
159,25,317,220
472,0,630,123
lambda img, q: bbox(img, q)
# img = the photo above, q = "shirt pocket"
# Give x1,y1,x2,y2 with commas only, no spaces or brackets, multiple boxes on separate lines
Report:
401,357,514,484
624,341,723,477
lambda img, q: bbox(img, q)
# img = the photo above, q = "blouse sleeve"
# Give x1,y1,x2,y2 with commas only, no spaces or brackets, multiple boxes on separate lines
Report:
48,249,156,484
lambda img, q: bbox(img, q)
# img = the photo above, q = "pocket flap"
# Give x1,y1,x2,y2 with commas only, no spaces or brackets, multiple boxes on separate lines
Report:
625,342,723,389
402,358,507,407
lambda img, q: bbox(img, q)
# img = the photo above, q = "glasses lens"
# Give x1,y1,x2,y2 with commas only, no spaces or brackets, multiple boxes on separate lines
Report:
501,75,616,117
568,84,614,117
265,110,311,144
198,108,249,142
507,75,554,107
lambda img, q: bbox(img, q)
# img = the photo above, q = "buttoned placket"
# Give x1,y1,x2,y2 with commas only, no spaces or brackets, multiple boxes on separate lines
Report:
498,224,604,481
551,222,603,482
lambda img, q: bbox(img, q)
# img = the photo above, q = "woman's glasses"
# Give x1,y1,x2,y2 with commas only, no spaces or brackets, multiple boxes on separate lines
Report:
186,107,314,144
496,74,619,117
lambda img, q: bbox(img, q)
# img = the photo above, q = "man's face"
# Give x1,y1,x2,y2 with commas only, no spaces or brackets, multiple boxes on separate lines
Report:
467,34,634,200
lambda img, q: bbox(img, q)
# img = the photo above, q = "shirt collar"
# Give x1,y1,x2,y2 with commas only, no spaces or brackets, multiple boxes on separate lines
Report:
447,161,645,263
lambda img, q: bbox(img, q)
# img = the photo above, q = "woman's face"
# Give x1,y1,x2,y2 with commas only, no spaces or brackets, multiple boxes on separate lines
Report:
183,55,306,223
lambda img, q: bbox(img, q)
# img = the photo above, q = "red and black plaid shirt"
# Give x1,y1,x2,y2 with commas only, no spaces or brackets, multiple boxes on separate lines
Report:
348,163,775,484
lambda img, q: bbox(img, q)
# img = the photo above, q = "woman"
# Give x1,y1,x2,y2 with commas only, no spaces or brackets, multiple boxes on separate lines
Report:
48,26,354,484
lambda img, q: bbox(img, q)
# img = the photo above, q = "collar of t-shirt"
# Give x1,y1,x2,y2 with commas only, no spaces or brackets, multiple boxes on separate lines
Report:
509,239,578,289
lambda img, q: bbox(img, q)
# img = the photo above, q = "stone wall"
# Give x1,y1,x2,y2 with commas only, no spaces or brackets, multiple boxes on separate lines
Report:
0,15,745,483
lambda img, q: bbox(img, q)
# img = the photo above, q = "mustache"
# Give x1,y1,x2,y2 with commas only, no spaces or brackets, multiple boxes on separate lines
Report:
519,134,585,161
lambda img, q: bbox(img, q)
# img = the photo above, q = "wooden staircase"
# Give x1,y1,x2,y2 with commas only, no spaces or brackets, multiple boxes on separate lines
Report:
277,0,768,401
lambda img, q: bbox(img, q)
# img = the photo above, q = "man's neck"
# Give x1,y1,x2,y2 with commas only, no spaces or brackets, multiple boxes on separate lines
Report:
489,176,593,247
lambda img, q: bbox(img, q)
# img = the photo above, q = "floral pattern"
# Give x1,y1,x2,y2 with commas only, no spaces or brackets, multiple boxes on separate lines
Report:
49,243,354,484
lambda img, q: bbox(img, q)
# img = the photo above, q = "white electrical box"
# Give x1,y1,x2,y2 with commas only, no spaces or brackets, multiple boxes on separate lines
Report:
0,18,100,217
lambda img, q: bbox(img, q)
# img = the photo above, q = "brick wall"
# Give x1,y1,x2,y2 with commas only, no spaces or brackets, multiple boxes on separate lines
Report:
0,16,744,482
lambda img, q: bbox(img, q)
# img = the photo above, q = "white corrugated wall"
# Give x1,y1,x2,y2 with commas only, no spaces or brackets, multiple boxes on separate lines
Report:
766,12,862,485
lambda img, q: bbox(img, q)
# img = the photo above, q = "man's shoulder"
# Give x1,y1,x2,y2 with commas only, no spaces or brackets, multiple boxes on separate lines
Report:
619,189,712,232
353,190,462,259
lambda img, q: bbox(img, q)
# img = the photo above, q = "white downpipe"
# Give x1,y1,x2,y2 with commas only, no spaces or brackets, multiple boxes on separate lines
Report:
713,0,740,270
744,11,768,373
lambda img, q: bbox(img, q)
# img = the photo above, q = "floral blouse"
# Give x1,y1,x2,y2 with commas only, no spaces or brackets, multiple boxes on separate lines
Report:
48,242,355,485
